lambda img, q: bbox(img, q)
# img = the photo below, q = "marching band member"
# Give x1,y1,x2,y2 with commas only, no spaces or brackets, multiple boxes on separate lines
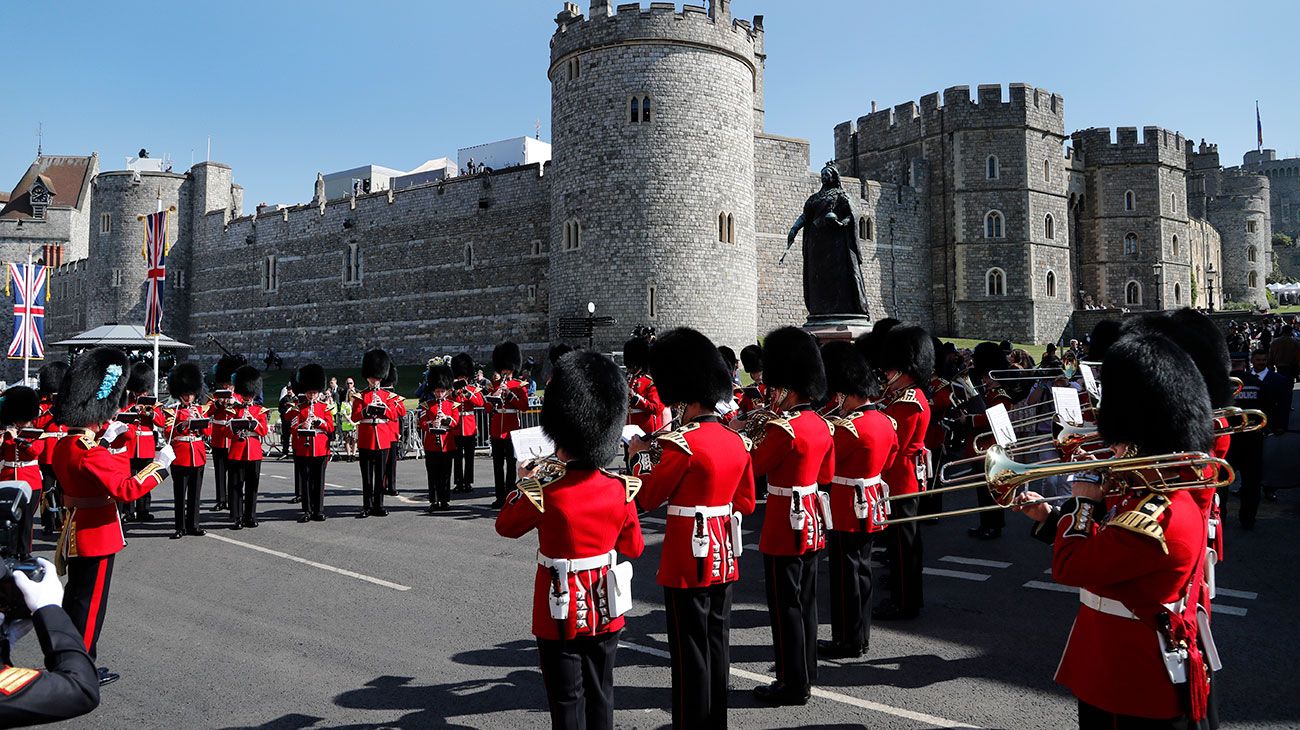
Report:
52,347,173,685
874,325,932,621
419,364,460,513
624,337,665,435
920,341,964,517
35,362,68,539
0,386,47,554
224,366,269,529
749,327,834,706
735,344,768,500
164,363,209,539
116,363,166,523
382,363,403,497
628,328,756,728
206,354,247,513
496,350,643,730
486,342,529,509
818,341,897,659
450,353,485,494
353,349,403,518
961,342,1014,540
290,364,334,523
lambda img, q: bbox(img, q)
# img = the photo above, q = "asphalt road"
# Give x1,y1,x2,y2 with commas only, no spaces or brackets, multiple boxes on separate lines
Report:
16,422,1300,729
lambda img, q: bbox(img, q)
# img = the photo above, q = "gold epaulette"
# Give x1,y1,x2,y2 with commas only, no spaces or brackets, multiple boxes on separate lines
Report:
517,477,546,512
601,469,642,503
657,423,697,455
76,431,96,450
892,388,924,409
767,417,796,439
1107,493,1170,554
885,414,898,430
736,431,753,451
134,462,163,484
833,417,859,439
0,666,39,695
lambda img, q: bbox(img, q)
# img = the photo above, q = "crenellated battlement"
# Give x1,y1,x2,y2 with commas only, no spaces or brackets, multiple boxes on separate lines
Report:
1070,126,1187,168
549,1,761,80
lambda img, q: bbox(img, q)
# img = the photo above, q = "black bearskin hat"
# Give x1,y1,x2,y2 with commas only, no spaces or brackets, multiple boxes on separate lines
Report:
167,363,205,399
54,348,131,427
548,343,574,367
822,340,879,399
213,353,247,387
0,386,40,426
295,363,327,393
383,363,398,389
739,344,763,374
451,353,475,378
541,351,627,466
127,362,154,395
880,326,935,384
1123,309,1233,409
761,327,827,401
362,349,392,381
37,362,67,396
233,365,262,400
425,364,453,392
493,342,521,373
856,317,901,367
623,337,651,372
971,341,1009,379
1098,333,1213,455
649,328,732,407
717,346,738,371
1087,320,1121,362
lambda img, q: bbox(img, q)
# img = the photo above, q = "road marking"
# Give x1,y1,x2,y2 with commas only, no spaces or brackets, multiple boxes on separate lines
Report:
1215,588,1258,600
940,556,1012,569
1024,580,1076,594
1211,604,1248,617
923,567,990,582
617,639,979,729
205,533,411,591
268,474,288,480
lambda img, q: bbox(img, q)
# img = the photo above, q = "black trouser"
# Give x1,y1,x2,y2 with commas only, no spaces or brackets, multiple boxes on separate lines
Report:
386,443,400,495
754,475,768,501
664,584,732,729
227,460,262,524
292,455,304,501
425,451,453,505
359,448,386,513
16,487,38,557
536,631,620,730
129,457,153,517
452,435,476,487
211,447,229,506
976,481,1005,530
296,456,328,517
172,465,203,533
491,438,516,502
827,530,874,649
919,457,945,516
280,421,292,456
1077,700,1195,729
1226,433,1264,527
63,554,115,661
884,495,924,613
39,464,60,534
763,553,818,691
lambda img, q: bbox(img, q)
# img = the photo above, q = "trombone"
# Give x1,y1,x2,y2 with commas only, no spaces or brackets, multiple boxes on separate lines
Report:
883,445,1235,526
988,368,1065,383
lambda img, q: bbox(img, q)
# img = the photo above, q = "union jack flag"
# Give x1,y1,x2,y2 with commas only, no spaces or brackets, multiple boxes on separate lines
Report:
142,209,169,336
7,263,46,360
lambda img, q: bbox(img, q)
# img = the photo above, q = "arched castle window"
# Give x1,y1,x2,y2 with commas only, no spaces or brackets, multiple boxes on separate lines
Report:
1046,270,1057,298
1123,233,1138,256
343,243,362,286
1172,235,1180,257
986,268,1006,296
629,95,652,124
717,212,736,243
464,243,474,269
727,214,734,244
564,218,582,251
1248,245,1257,262
859,216,873,241
100,213,112,234
567,57,580,81
986,155,999,180
262,255,279,293
1247,220,1258,233
984,210,1004,239
1124,190,1135,211
1125,280,1142,306
1174,283,1182,304
1044,159,1051,183
1044,214,1055,240
1170,192,1177,213
1249,271,1259,288
648,285,658,318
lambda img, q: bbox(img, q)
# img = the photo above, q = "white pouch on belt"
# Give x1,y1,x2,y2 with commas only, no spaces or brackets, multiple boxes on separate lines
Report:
730,512,743,556
789,495,806,531
817,491,834,531
853,485,870,520
690,510,710,559
607,555,634,619
548,559,571,620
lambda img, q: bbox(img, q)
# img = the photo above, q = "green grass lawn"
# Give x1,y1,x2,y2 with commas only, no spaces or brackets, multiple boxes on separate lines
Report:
1271,305,1300,314
941,338,1047,362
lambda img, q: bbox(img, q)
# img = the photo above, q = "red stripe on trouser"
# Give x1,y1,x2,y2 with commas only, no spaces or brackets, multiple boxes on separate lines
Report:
83,558,109,651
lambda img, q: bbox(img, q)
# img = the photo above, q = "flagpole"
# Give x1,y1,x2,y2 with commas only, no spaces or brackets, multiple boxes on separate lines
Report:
152,191,163,395
22,245,31,386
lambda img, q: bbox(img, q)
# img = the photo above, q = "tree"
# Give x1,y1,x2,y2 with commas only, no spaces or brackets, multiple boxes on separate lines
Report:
1274,232,1294,248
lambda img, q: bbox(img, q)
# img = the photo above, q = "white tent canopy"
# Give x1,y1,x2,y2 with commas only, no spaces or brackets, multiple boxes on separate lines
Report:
52,324,192,350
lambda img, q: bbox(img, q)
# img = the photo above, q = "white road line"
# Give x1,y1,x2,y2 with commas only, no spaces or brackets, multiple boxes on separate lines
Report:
1211,604,1248,617
923,567,990,582
1023,580,1076,594
1043,568,1053,575
1215,588,1258,600
617,639,979,729
205,533,411,591
940,556,1012,569
268,474,288,480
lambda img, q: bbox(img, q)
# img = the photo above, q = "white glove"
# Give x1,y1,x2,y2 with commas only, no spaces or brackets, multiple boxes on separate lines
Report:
101,420,130,443
12,558,63,611
153,444,176,470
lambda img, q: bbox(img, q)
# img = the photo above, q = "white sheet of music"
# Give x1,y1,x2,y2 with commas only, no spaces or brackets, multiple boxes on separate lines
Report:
1051,387,1084,426
510,426,555,460
986,403,1017,448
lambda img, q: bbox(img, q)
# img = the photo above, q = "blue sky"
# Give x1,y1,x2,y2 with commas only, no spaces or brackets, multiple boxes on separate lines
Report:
2,0,1295,206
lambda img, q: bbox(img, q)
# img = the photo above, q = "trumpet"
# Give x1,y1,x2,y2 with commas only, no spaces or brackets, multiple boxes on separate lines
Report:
941,419,1102,483
884,445,1235,526
734,387,786,450
634,415,683,469
521,455,567,483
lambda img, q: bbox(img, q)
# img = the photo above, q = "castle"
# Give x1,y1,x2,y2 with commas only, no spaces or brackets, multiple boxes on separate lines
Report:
0,0,1280,373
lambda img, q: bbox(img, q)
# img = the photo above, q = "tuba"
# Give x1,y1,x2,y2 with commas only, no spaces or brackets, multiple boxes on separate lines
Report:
740,387,786,450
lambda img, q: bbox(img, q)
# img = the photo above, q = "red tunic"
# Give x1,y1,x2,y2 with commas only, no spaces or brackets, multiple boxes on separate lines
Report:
827,407,898,533
418,400,461,453
205,398,235,450
495,468,644,640
627,373,665,434
882,386,930,497
351,389,404,451
53,429,167,558
290,401,334,458
0,431,46,493
751,408,835,556
737,383,766,415
111,405,165,460
486,378,529,440
965,388,1014,458
1052,488,1209,720
380,388,405,447
924,378,957,452
167,404,211,468
223,399,269,462
451,384,484,438
634,418,756,588
34,399,66,466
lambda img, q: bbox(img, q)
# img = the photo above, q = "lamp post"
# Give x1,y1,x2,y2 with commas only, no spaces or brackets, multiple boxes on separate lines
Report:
1206,263,1216,312
1152,262,1164,311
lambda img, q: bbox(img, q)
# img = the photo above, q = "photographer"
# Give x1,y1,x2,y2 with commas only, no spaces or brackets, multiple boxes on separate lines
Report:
0,557,100,727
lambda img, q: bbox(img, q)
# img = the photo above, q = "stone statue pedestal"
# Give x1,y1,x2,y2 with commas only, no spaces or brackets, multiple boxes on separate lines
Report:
801,314,873,344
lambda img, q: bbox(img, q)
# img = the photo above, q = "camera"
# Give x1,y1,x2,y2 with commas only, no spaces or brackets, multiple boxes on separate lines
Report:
0,483,44,621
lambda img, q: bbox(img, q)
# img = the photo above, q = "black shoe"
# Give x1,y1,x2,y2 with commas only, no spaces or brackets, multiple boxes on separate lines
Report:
440,501,451,510
230,522,243,531
967,527,1002,540
355,511,369,519
423,507,437,515
872,602,920,621
243,519,258,528
371,509,388,517
386,488,398,496
1265,491,1279,502
187,528,206,537
817,639,866,659
289,497,301,504
212,502,227,513
490,498,505,509
41,529,55,540
297,514,311,523
753,681,811,706
136,511,154,522
170,531,184,540
311,514,326,522
97,667,120,687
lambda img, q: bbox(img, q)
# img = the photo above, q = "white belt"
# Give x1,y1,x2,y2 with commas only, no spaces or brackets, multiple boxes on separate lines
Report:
360,419,387,425
211,419,230,426
1079,588,1185,620
496,409,520,415
537,550,616,572
666,504,732,518
767,484,819,498
39,432,66,439
830,475,882,488
1,460,36,468
174,436,203,443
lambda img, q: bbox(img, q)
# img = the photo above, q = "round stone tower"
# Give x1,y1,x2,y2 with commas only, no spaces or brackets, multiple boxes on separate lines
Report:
86,170,187,331
548,0,760,350
1210,170,1271,306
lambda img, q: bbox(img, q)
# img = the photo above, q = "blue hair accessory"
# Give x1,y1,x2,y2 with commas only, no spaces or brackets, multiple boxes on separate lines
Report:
96,364,123,401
